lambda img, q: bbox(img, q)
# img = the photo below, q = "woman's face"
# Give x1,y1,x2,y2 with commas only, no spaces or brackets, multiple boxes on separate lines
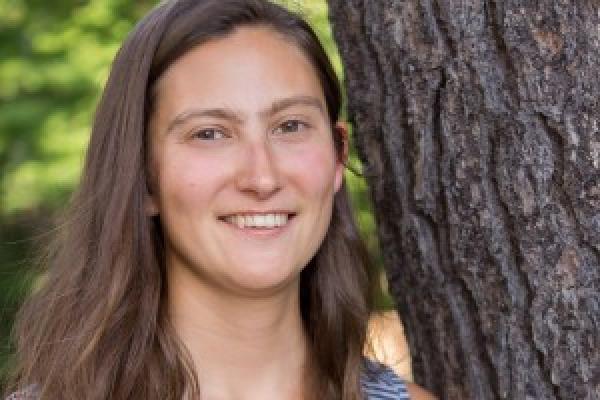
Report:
147,26,345,297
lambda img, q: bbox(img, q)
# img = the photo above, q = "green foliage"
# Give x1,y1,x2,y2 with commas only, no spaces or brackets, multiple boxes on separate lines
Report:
0,0,390,385
0,0,156,213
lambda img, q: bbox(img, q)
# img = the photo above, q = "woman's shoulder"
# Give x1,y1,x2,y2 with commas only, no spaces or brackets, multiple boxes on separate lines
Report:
361,358,437,400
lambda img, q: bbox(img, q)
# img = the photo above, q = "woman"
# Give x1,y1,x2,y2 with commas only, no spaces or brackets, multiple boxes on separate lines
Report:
7,1,435,399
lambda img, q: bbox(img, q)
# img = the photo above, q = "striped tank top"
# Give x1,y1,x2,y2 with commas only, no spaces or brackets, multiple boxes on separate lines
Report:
361,358,411,399
7,359,410,400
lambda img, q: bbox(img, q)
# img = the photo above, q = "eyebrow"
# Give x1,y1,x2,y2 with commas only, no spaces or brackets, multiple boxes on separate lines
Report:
165,95,326,134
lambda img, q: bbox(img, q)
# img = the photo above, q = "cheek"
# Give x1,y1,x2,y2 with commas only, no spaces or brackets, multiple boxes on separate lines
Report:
155,148,229,212
281,143,338,198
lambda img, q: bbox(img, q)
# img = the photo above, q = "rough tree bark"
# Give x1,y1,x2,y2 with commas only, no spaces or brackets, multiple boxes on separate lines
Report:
327,1,600,399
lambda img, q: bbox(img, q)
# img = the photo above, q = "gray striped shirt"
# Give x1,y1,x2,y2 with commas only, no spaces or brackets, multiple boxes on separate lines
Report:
361,358,411,399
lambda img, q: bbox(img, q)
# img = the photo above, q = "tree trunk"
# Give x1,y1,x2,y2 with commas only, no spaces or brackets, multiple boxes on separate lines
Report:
327,1,600,399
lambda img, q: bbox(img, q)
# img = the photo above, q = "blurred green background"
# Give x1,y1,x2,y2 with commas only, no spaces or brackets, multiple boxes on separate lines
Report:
0,0,387,384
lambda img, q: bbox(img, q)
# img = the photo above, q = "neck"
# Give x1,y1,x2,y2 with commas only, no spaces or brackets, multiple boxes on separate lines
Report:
167,263,309,400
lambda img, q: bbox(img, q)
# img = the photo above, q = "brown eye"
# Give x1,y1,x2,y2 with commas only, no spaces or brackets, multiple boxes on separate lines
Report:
274,119,308,135
191,128,227,140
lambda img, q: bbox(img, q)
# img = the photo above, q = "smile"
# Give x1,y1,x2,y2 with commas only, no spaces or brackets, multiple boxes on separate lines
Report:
220,213,295,229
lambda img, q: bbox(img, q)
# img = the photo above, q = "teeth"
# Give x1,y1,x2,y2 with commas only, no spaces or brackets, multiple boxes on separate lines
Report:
266,214,275,226
224,213,289,229
275,214,285,226
235,215,245,228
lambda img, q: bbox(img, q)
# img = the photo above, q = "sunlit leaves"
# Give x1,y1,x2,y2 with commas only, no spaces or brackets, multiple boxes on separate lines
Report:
0,0,153,214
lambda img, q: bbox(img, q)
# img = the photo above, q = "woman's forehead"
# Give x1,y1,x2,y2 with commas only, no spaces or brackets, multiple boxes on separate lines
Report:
151,26,326,116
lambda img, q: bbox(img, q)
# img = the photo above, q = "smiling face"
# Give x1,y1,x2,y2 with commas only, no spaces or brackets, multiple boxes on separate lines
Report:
147,26,345,298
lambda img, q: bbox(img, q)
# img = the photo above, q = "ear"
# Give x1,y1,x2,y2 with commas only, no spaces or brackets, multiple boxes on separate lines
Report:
144,170,159,216
144,192,159,216
144,151,160,216
333,121,349,193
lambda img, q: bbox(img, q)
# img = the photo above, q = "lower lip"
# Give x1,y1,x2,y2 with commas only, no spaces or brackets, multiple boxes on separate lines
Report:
219,217,294,238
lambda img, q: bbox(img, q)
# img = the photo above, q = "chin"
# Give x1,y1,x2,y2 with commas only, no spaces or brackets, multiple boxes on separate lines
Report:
225,266,300,296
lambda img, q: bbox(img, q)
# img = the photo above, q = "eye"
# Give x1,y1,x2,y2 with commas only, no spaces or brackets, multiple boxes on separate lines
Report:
191,128,227,140
274,119,308,135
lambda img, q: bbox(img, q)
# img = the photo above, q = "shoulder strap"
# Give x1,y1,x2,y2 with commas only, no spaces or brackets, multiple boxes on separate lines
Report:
361,358,411,399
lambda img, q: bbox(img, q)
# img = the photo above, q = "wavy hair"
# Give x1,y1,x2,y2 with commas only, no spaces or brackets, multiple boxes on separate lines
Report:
7,1,377,399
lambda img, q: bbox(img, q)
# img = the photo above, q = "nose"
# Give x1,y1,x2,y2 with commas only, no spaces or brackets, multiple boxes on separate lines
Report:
235,138,282,199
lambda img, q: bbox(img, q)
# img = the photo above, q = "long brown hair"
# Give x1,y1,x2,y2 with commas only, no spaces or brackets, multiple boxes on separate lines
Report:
7,1,377,399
